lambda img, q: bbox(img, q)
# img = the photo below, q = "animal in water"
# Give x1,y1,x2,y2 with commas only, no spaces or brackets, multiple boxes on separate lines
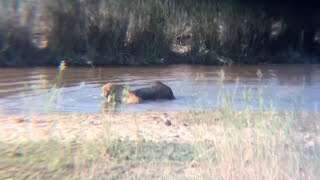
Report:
101,81,175,104
101,83,142,104
133,81,175,100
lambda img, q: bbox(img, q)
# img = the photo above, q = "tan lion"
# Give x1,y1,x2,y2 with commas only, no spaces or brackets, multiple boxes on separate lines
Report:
101,81,175,104
101,83,142,104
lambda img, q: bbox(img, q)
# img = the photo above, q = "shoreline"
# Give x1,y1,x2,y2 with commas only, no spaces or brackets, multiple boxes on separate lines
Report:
1,110,320,179
0,111,194,143
1,110,319,146
1,59,320,68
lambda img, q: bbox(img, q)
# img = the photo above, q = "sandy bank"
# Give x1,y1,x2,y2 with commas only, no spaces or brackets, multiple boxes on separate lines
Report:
0,111,196,143
1,111,319,148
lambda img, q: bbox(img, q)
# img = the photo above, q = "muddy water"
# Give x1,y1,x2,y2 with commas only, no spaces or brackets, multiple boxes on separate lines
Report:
0,65,319,114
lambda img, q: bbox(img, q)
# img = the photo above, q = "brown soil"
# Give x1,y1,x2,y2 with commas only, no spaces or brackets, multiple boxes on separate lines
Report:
0,111,319,148
0,111,196,143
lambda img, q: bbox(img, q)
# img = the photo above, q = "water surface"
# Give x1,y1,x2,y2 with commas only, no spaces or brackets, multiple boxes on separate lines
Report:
0,65,319,114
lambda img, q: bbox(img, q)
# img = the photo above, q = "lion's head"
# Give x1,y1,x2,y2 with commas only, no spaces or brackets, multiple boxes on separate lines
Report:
101,83,142,104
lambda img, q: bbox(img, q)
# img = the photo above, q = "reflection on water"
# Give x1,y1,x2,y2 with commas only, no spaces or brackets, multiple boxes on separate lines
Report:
0,65,319,114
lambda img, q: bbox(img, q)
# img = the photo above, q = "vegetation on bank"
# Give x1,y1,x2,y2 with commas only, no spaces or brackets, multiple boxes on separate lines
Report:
0,0,319,66
1,91,319,179
1,111,318,180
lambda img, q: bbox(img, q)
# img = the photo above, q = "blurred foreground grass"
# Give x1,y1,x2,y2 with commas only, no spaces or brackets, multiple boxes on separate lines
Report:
0,107,319,179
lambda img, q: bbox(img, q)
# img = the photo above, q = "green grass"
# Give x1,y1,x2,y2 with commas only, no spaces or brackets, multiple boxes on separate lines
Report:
0,140,198,179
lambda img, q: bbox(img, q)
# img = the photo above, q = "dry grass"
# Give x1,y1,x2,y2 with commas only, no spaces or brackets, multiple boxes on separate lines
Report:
0,109,319,179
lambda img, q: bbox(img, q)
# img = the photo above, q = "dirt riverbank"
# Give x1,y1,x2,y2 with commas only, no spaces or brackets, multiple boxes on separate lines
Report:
1,111,319,147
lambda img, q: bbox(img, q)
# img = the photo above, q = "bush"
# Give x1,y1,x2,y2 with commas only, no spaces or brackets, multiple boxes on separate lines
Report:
0,0,319,66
